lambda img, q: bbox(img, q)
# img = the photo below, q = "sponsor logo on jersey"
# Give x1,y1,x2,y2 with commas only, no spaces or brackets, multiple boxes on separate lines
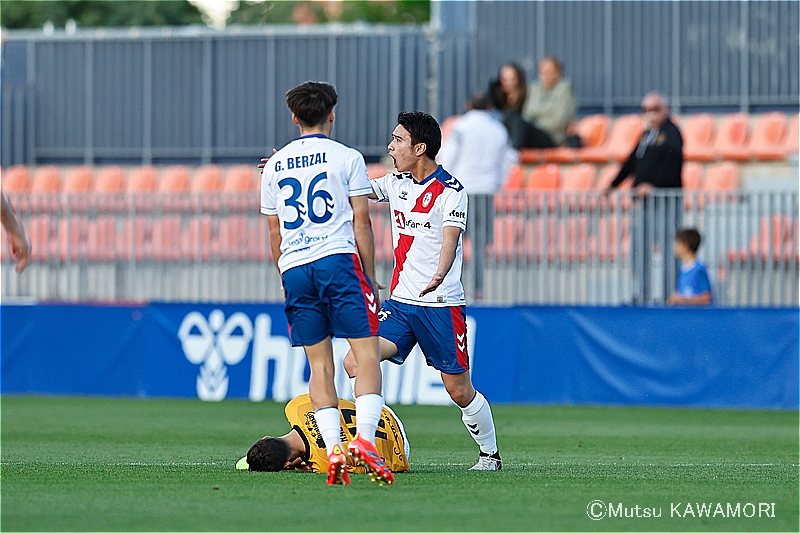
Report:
449,210,465,218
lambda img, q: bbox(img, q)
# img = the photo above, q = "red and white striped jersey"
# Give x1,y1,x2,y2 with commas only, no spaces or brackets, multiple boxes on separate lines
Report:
371,166,467,307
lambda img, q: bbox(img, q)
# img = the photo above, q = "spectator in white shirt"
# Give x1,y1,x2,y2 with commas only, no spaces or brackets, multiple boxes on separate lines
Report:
437,91,518,300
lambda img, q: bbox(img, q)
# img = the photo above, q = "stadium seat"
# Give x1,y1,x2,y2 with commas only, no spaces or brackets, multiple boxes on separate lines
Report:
488,215,524,261
223,165,257,192
587,215,631,262
127,166,158,193
554,215,589,262
576,114,610,150
579,114,643,163
748,215,793,262
526,164,561,211
87,216,117,261
523,216,557,262
713,113,750,161
782,113,798,157
94,166,126,193
698,161,738,209
748,112,787,161
31,166,61,193
495,165,526,213
681,162,704,209
63,166,93,193
27,215,60,262
681,114,716,161
58,216,91,261
191,165,223,192
1,166,31,192
560,163,596,211
159,166,190,193
591,163,631,211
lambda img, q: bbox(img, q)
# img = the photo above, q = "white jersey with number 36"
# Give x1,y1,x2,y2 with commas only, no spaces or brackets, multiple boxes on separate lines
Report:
260,134,372,273
371,166,467,307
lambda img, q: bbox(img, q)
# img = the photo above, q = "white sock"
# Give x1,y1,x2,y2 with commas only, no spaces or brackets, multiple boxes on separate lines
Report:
348,375,357,396
314,406,342,453
459,391,497,455
355,393,383,445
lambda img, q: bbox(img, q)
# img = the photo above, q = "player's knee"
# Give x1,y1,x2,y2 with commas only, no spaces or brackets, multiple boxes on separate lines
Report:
343,350,357,377
446,381,475,407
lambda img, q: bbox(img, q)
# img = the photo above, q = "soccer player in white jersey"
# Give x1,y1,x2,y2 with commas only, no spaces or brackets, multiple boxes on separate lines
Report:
343,111,501,471
260,81,393,485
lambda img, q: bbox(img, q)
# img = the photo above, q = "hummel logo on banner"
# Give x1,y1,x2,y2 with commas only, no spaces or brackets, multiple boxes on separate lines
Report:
467,423,480,435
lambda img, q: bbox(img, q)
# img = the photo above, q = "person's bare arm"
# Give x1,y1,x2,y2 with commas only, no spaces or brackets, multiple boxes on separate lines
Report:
350,194,379,303
420,225,461,297
667,292,712,306
266,214,282,274
1,193,30,272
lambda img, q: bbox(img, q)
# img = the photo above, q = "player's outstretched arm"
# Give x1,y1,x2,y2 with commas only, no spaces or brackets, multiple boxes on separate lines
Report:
1,193,30,273
266,214,283,273
350,194,379,304
419,225,461,297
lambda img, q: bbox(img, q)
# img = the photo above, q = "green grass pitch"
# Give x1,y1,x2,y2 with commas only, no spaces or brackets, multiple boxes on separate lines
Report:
1,396,797,532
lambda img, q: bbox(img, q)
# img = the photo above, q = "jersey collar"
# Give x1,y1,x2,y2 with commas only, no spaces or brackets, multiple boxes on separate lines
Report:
296,133,328,140
416,165,446,186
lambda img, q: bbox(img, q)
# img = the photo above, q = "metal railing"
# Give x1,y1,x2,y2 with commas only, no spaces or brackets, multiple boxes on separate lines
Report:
1,189,797,307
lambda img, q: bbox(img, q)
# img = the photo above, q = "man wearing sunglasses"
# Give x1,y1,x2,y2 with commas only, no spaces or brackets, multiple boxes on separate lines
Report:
604,92,683,304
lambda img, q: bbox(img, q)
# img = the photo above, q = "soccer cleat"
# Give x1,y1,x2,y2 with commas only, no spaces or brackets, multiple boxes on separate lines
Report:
347,434,394,485
326,444,351,485
469,451,502,471
235,456,249,470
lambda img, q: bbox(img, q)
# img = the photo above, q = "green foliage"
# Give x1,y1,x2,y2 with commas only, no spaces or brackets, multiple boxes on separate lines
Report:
1,396,797,531
0,1,204,29
228,0,430,25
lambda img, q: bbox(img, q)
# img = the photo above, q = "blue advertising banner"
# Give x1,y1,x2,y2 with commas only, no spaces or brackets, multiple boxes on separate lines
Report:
1,303,797,409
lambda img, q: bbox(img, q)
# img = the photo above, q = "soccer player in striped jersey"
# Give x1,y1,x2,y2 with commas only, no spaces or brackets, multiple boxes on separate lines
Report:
236,394,409,476
344,111,501,471
260,81,392,485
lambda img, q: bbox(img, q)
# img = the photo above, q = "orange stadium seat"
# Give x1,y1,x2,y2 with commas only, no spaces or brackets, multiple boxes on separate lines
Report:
784,114,798,156
749,112,787,161
580,114,643,163
223,165,257,192
1,166,31,192
159,166,190,193
94,166,125,193
31,166,61,193
127,166,158,193
681,114,716,162
748,215,793,262
526,164,561,211
577,114,610,150
489,215,524,261
703,161,739,191
503,165,526,190
560,163,596,211
63,166,93,193
681,161,704,209
191,165,223,192
591,163,631,211
714,113,750,161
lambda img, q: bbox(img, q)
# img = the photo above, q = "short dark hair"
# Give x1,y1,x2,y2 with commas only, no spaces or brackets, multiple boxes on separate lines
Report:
469,91,491,111
246,437,290,472
285,81,338,128
676,228,702,253
397,111,441,160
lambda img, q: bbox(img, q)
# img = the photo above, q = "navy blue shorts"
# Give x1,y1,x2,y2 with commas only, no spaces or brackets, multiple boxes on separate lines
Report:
378,299,469,374
282,253,379,347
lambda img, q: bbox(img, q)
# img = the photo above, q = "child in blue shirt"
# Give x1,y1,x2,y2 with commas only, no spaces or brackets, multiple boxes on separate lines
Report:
667,228,714,306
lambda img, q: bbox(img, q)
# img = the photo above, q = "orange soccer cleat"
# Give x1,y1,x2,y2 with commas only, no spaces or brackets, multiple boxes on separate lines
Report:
326,444,351,485
347,434,394,485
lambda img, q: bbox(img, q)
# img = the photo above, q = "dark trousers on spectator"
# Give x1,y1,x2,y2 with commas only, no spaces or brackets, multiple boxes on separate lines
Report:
502,111,555,149
631,192,683,304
